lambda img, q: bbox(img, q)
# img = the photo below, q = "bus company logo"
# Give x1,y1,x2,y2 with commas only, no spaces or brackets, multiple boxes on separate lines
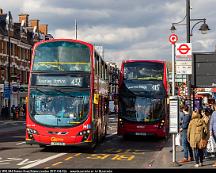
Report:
50,137,64,142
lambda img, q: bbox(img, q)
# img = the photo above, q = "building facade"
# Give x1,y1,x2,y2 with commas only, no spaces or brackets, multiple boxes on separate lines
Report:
0,9,52,110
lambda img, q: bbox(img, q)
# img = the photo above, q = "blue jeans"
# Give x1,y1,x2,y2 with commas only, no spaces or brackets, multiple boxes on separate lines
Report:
182,130,193,159
194,148,204,164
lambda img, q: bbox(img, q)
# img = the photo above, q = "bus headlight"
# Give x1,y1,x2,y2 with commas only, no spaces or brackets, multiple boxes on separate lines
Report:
77,130,91,142
26,128,38,135
78,130,91,136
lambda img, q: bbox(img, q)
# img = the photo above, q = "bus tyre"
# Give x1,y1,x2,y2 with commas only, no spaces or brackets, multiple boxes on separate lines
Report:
89,130,98,150
39,144,46,148
102,125,107,141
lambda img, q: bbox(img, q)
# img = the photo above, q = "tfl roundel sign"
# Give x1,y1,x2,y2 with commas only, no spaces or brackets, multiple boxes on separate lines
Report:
176,43,192,57
169,34,178,44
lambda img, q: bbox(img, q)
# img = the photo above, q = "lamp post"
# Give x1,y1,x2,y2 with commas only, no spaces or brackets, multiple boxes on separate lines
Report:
6,11,13,117
170,0,210,112
169,0,210,166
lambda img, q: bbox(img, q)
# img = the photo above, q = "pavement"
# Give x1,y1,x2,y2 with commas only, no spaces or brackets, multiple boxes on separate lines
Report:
153,135,216,169
0,119,26,134
0,118,215,169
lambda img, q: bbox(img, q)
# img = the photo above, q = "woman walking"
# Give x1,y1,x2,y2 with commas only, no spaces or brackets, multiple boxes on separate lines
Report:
187,111,208,167
210,104,216,167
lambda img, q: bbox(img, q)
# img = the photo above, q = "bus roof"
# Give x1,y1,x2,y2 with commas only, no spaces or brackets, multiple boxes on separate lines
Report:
122,60,165,64
33,38,93,50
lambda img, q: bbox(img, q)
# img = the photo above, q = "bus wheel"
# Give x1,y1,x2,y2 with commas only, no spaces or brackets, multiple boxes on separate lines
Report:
89,130,98,150
39,144,46,148
102,125,107,141
123,134,129,140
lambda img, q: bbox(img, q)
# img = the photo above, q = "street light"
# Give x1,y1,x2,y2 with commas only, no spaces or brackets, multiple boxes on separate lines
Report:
170,0,210,112
170,18,210,36
6,11,13,117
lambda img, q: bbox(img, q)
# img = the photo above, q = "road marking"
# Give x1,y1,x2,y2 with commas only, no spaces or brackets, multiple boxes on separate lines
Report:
74,153,81,157
19,153,67,169
52,162,62,166
16,141,26,145
87,154,110,160
111,154,135,161
65,156,73,161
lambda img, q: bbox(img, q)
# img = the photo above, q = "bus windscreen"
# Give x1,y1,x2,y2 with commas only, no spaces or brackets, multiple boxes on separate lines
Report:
32,41,90,72
123,62,163,80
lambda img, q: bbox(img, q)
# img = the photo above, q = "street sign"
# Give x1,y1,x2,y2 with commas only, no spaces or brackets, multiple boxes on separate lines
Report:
176,43,192,58
169,34,178,44
169,96,179,133
175,43,192,74
176,65,192,74
176,61,192,66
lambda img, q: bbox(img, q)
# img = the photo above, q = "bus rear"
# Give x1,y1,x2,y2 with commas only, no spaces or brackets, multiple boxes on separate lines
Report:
26,39,98,148
118,60,169,138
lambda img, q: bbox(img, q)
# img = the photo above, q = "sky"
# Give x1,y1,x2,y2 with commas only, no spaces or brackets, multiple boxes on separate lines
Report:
0,0,216,67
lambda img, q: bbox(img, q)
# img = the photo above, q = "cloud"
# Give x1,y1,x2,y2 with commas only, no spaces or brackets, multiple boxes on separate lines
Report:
0,0,215,67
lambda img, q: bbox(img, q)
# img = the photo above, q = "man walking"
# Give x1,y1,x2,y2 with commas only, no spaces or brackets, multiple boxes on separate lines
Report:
178,105,194,163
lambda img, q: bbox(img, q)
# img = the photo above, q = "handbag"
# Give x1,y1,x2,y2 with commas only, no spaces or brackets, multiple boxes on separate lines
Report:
198,138,208,149
207,135,216,153
175,133,181,146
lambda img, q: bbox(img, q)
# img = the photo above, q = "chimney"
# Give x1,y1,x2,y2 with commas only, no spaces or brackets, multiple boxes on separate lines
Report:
19,14,29,27
39,24,48,35
30,19,40,31
0,8,3,14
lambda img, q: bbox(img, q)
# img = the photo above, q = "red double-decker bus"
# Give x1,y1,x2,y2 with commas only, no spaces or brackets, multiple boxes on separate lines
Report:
118,60,169,138
26,39,109,149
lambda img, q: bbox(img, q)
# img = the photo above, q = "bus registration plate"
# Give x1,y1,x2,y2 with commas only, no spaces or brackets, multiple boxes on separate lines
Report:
51,142,65,146
135,132,147,136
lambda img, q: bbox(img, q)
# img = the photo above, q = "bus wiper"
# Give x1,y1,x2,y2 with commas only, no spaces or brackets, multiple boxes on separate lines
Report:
54,89,83,98
35,88,47,95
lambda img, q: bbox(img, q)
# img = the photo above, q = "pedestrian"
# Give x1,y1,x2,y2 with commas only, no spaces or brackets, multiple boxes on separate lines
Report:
4,105,9,120
178,105,194,163
210,103,216,167
22,104,26,118
11,105,16,120
1,106,5,120
187,110,208,167
201,108,211,158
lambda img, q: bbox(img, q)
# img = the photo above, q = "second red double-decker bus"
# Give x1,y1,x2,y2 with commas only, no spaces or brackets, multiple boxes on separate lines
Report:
26,39,109,149
118,60,169,138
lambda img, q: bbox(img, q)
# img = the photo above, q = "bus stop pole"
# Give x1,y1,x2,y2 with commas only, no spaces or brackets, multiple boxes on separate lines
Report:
171,43,176,164
171,43,181,167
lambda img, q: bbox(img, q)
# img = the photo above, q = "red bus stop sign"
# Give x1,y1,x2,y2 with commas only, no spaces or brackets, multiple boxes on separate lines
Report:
169,34,178,44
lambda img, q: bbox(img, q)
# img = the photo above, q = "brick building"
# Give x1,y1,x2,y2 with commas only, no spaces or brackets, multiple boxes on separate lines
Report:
0,9,52,110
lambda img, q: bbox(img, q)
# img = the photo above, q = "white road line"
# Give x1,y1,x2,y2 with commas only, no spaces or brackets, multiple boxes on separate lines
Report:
106,132,117,138
19,153,67,169
16,141,26,145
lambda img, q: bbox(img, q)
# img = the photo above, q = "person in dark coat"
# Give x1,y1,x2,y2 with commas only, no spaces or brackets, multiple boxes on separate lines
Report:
178,105,194,163
1,106,5,120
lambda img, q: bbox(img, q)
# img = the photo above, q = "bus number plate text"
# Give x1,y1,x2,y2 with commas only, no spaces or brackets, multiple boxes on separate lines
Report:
50,142,66,146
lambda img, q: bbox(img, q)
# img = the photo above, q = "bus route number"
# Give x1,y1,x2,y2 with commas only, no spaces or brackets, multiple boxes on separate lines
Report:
70,77,82,86
152,84,160,91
